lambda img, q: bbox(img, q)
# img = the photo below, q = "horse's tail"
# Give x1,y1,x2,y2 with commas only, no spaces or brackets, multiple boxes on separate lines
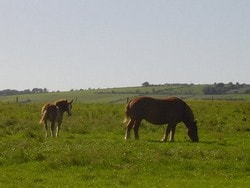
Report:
123,100,131,124
39,104,50,124
39,110,47,124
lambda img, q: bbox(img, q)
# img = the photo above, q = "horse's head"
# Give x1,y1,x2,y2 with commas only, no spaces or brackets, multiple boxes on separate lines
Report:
187,121,199,142
66,99,73,116
55,99,73,116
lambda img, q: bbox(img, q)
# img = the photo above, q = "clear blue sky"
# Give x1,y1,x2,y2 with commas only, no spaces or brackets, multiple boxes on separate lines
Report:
0,0,249,91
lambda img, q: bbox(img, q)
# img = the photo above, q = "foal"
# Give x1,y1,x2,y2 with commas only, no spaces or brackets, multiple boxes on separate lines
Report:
39,99,73,137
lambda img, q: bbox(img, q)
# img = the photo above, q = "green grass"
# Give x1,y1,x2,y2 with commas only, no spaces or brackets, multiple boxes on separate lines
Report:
0,101,250,187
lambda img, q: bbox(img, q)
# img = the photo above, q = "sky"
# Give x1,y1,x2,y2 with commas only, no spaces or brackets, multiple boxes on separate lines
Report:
0,0,249,91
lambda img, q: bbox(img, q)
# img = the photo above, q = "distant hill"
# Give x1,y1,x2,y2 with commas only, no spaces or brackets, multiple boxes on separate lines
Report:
0,83,250,103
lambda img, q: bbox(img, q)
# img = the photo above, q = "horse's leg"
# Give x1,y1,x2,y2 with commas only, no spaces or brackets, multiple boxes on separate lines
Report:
169,125,176,142
57,121,62,137
44,121,49,138
161,123,175,142
51,121,56,138
133,120,141,140
125,119,135,139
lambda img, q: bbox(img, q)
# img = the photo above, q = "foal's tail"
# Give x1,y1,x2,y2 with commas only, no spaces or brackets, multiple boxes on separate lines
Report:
39,104,50,124
39,110,47,124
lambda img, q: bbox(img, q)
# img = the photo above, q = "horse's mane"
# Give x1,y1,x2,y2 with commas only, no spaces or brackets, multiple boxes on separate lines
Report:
54,99,67,105
54,99,69,111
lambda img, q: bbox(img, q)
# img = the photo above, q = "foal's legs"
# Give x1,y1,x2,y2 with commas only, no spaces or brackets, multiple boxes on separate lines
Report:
57,121,62,137
161,123,176,142
125,119,135,139
51,121,57,138
44,121,49,138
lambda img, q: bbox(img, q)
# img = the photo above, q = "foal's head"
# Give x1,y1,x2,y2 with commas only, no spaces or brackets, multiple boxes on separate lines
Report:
55,99,73,116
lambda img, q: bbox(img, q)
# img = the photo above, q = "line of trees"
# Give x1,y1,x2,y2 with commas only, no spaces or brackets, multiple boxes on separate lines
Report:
202,82,245,95
0,88,48,96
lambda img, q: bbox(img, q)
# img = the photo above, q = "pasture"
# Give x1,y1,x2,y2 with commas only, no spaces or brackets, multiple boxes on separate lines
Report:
0,99,250,187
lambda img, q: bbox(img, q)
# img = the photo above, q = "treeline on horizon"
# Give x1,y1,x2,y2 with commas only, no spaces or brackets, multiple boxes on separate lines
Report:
0,88,49,96
141,81,249,94
202,82,250,95
0,82,250,96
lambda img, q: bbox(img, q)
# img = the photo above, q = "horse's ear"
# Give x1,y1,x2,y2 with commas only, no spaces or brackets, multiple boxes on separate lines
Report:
126,97,129,103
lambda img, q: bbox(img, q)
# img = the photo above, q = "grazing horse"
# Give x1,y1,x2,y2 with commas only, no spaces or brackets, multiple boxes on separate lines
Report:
124,96,198,142
39,99,73,137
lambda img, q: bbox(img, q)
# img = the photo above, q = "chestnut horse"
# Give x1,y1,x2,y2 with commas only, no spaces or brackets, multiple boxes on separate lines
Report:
39,99,73,137
124,96,198,142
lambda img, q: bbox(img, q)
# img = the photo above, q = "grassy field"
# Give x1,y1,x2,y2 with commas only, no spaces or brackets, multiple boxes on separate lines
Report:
0,98,249,187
